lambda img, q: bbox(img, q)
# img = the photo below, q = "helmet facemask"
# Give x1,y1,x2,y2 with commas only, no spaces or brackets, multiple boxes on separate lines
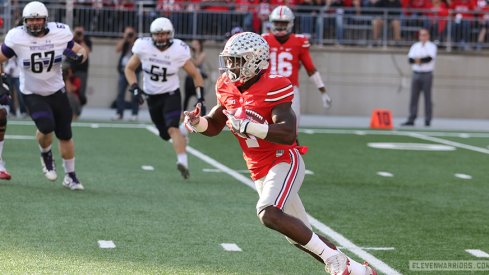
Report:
152,31,173,50
24,17,47,36
271,20,293,37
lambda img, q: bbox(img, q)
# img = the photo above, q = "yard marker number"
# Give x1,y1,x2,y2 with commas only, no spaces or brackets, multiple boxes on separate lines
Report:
221,243,242,252
465,249,489,258
98,240,116,249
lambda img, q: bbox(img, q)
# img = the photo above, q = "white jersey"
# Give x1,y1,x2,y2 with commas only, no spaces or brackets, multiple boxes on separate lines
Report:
3,22,73,96
132,37,190,95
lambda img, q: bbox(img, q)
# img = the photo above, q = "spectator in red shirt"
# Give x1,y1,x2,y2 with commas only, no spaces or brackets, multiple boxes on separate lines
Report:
424,0,449,43
450,0,477,49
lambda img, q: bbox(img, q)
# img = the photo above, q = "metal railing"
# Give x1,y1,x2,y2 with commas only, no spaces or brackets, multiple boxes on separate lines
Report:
2,2,489,51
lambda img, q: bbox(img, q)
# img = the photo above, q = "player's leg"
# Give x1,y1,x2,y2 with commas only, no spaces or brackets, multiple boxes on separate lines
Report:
148,91,189,179
0,107,11,180
51,91,83,191
255,149,374,274
24,93,58,181
164,90,189,179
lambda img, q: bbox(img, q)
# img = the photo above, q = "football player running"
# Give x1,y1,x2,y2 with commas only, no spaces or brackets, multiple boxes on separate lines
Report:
0,75,11,180
263,5,332,128
0,1,87,190
124,17,204,179
184,32,376,275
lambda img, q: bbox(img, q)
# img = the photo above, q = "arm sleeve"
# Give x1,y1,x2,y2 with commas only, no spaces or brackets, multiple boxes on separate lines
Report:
419,56,433,63
1,44,16,58
67,40,75,49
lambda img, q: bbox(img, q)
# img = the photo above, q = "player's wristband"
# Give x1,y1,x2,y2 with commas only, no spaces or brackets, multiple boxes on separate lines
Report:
245,122,268,139
310,71,325,89
196,86,204,101
194,117,209,133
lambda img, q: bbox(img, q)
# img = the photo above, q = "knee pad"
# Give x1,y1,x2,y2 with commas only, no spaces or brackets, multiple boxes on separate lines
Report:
55,126,72,141
36,118,55,135
157,125,171,141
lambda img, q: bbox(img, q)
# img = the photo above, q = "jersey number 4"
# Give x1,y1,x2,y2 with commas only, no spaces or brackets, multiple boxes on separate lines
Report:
269,52,293,77
31,51,55,73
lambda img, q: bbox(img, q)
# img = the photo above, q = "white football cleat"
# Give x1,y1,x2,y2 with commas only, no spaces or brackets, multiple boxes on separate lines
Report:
325,252,350,275
63,172,84,191
40,151,57,181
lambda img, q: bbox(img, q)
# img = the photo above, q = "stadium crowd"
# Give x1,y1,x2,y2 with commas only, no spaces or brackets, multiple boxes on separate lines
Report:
3,0,489,49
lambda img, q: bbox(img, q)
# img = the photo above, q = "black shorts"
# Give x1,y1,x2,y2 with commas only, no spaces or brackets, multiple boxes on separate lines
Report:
147,89,182,140
23,89,73,140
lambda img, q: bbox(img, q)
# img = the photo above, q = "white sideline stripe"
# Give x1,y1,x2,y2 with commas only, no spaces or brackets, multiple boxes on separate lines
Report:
338,246,395,251
465,249,489,258
203,168,314,175
145,126,402,275
6,134,35,140
408,133,489,155
221,243,242,252
98,240,116,249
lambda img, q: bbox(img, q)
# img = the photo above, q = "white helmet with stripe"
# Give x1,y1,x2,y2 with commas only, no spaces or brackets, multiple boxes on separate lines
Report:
22,1,49,36
150,17,174,49
269,5,295,37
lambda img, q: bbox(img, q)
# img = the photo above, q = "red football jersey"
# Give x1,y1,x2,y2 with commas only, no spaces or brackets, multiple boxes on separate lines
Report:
262,33,315,87
216,72,296,180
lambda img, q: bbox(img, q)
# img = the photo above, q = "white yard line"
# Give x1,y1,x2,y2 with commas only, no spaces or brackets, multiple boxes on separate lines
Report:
408,133,489,155
145,125,402,275
299,128,489,138
5,134,35,140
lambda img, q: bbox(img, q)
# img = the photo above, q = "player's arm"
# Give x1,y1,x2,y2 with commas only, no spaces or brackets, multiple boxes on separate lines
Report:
72,42,88,63
267,102,297,144
63,41,87,64
224,102,297,145
301,50,332,109
0,51,9,65
182,59,204,88
0,44,14,65
124,54,141,86
184,103,227,137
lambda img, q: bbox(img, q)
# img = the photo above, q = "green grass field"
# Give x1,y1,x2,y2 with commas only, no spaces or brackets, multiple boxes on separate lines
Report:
1,120,488,274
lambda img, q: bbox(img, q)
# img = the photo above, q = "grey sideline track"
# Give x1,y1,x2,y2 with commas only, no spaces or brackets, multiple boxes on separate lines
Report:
14,107,488,132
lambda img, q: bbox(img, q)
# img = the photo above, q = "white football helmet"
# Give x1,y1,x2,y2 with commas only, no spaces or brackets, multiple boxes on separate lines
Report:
150,17,174,49
23,1,49,36
219,32,269,85
269,5,295,37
